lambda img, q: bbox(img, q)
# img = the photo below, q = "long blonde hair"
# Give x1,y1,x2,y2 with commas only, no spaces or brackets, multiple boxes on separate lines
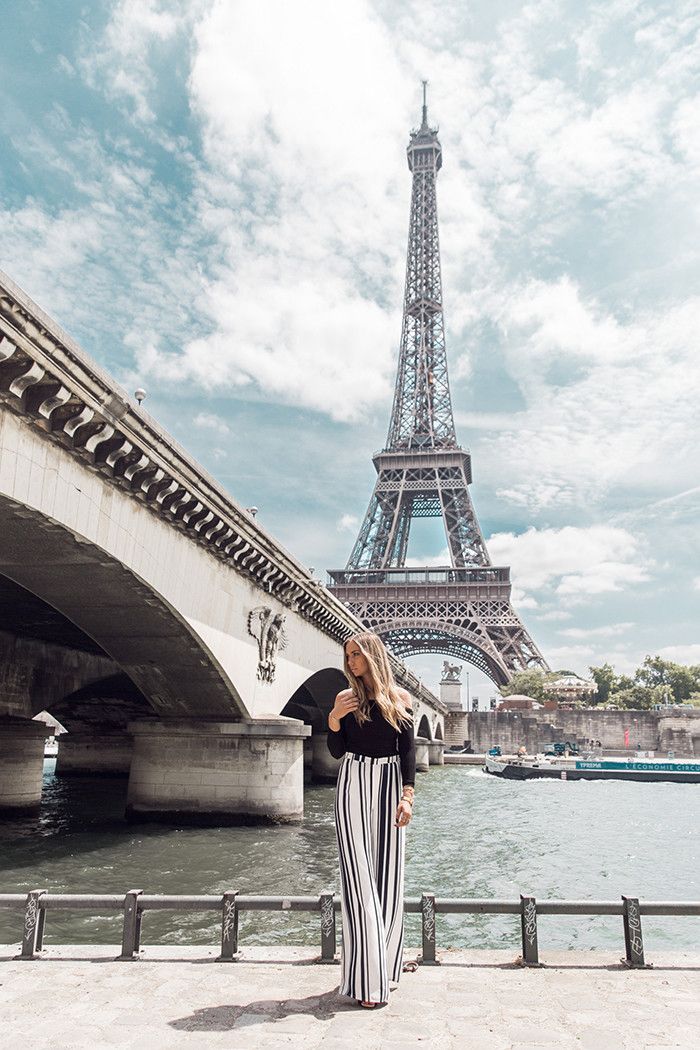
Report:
344,631,413,731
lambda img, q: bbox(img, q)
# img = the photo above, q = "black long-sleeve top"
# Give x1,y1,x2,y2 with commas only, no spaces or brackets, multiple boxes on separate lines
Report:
327,699,416,786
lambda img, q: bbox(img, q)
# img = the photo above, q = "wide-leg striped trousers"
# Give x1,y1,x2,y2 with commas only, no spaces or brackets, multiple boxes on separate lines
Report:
334,752,405,1004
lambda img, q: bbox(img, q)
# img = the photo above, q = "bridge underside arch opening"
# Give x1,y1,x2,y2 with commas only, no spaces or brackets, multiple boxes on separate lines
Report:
417,713,432,740
0,573,156,777
280,667,347,783
280,667,348,726
374,624,510,687
0,496,245,719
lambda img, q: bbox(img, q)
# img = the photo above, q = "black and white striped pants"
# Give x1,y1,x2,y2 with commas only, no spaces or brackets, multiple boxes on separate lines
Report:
334,752,405,1003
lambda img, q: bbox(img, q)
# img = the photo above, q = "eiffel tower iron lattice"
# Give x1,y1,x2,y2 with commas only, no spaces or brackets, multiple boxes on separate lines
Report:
328,85,548,686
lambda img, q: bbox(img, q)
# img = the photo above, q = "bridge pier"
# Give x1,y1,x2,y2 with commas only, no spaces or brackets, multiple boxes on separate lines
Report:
415,736,430,773
55,731,133,777
125,719,311,825
428,740,444,766
311,733,341,783
0,717,49,815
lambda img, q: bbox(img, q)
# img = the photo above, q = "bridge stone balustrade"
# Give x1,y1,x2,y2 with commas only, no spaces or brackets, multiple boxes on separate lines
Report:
0,270,446,821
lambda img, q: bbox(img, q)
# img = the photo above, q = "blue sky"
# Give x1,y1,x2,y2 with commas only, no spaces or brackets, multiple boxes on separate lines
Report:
1,0,699,699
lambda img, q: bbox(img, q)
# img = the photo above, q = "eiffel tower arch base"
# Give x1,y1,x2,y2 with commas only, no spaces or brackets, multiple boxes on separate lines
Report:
371,622,510,686
328,567,547,689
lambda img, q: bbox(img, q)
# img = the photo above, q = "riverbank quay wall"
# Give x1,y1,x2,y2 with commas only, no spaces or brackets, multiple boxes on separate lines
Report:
446,708,700,757
0,270,445,821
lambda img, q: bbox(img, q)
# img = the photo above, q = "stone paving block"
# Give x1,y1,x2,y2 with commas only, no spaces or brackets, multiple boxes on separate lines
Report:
1,947,698,1049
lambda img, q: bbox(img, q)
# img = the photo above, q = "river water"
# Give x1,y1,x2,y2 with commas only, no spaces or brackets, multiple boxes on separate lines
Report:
1,760,698,953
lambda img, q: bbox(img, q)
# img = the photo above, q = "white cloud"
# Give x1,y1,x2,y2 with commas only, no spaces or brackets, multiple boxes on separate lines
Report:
193,411,230,435
693,577,700,591
0,115,210,392
543,641,646,678
481,283,700,510
655,644,700,665
79,0,189,122
560,622,635,640
511,587,538,610
146,0,416,422
536,610,573,622
337,514,359,533
487,525,653,601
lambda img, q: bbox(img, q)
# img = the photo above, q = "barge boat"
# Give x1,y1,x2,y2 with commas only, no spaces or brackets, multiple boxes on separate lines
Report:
484,754,700,783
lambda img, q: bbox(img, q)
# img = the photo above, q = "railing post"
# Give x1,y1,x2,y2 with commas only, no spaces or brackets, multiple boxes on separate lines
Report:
20,889,47,959
519,895,540,966
119,889,143,960
319,892,336,962
218,891,240,961
420,892,438,965
622,896,647,968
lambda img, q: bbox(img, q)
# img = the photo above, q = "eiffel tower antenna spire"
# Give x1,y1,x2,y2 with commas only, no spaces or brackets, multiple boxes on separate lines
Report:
328,87,547,685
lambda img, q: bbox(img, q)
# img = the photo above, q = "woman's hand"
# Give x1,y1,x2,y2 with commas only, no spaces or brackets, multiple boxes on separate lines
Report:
328,691,359,731
395,799,413,828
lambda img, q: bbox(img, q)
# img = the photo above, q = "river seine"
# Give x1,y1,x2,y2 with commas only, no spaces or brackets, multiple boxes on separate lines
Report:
1,760,698,953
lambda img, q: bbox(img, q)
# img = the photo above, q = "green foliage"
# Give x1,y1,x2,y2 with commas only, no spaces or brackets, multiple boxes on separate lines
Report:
605,686,656,711
589,662,617,704
588,656,700,710
503,657,700,710
499,668,559,701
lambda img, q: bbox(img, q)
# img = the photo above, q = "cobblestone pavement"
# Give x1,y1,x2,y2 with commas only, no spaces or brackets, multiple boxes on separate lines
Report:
1,946,698,1050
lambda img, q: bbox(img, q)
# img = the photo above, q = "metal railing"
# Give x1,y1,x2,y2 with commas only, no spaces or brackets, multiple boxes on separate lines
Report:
1,890,698,968
327,566,510,587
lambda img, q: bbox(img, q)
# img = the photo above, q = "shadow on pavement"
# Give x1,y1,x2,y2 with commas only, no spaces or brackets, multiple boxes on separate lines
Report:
169,989,354,1031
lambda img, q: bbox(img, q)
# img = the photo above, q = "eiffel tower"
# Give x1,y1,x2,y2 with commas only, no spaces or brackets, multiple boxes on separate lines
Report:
328,85,547,686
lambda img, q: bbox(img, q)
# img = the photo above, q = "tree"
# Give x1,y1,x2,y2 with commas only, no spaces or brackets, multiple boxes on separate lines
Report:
635,655,669,689
500,669,552,701
605,685,656,710
589,663,617,705
634,656,700,703
667,664,700,703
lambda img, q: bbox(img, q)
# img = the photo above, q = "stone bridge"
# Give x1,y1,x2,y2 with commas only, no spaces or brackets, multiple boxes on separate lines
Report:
0,271,445,823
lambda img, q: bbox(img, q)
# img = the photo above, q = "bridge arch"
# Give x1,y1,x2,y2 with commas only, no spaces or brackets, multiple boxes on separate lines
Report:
417,713,432,740
0,494,246,719
280,667,347,729
280,667,348,783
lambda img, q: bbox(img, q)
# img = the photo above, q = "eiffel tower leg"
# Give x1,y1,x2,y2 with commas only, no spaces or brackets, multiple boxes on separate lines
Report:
438,471,490,568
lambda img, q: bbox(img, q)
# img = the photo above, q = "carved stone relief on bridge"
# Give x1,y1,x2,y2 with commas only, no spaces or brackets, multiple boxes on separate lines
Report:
248,606,287,684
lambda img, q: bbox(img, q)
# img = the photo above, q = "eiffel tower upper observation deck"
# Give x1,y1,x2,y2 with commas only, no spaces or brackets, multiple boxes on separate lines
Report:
328,85,547,686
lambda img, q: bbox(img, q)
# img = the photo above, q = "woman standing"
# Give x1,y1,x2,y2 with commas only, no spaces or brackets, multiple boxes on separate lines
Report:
327,631,416,1008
